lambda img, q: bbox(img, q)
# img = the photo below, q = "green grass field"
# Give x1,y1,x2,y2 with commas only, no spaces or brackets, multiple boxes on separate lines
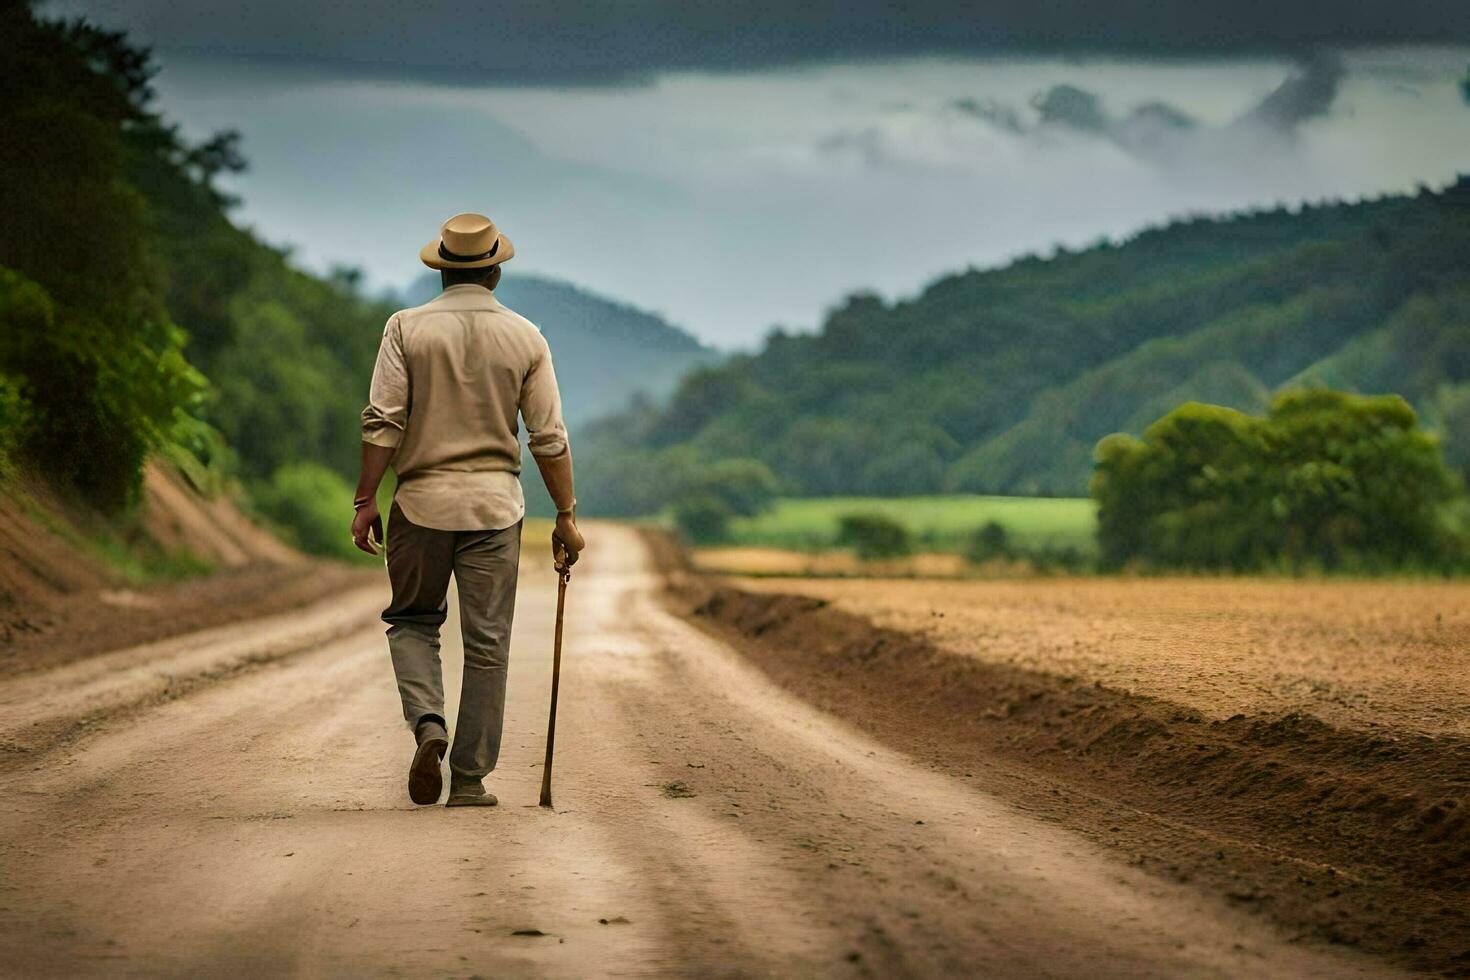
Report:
723,495,1098,554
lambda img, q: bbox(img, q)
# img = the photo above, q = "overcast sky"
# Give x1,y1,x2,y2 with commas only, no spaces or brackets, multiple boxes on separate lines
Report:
45,3,1470,347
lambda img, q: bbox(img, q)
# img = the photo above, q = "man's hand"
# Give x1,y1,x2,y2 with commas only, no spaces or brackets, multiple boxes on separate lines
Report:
552,511,585,568
352,499,385,556
351,443,395,557
533,449,582,569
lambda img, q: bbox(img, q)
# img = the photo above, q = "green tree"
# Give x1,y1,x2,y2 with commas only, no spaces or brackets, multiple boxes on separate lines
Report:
1433,383,1470,483
966,520,1011,562
0,13,208,507
1091,390,1463,570
251,462,363,560
672,495,732,544
667,457,778,544
837,513,912,560
680,458,778,517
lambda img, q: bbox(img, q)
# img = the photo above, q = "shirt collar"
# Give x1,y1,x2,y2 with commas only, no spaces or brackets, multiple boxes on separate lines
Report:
433,283,502,309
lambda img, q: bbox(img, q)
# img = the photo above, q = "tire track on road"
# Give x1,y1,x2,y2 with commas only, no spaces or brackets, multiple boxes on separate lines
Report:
0,583,384,763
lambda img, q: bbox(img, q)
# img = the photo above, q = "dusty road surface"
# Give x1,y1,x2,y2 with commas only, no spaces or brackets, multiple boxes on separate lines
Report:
0,526,1405,977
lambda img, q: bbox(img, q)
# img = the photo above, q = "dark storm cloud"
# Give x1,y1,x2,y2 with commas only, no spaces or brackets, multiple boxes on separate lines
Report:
950,98,1026,134
942,54,1347,166
1237,53,1347,131
43,0,1470,86
815,54,1359,178
1032,85,1111,133
1028,89,1205,159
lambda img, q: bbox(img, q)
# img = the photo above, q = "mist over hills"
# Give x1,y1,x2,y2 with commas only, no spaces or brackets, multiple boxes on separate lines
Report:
583,179,1470,509
399,272,715,425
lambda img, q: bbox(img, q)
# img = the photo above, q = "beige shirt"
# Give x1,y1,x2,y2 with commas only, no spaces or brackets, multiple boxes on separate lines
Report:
361,284,568,531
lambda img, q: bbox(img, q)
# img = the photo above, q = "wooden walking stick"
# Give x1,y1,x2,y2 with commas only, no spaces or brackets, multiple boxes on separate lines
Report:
539,546,571,808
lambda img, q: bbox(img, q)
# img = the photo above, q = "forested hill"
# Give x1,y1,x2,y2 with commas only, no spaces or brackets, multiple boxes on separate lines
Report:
585,182,1470,507
1,8,395,510
0,7,713,555
400,272,714,424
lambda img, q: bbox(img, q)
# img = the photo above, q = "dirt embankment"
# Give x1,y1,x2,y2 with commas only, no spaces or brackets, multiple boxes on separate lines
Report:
0,462,373,677
653,548,1470,975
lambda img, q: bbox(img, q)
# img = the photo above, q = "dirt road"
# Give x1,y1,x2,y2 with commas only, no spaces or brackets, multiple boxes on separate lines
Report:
0,526,1404,977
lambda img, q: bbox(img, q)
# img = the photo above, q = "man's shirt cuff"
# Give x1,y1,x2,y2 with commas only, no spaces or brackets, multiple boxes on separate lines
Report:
527,431,569,457
362,424,403,448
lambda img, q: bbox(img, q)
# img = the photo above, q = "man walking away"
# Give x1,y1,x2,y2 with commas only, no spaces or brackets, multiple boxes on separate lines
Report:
350,212,586,808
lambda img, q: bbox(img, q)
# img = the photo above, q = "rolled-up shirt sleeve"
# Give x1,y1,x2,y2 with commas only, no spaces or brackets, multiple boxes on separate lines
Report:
521,336,569,457
361,315,409,448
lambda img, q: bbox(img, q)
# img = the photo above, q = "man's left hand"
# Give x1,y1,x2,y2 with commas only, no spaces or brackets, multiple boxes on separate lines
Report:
352,499,385,556
552,511,585,568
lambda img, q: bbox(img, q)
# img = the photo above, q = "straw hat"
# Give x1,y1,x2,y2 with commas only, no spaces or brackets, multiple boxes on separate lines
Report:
419,212,515,270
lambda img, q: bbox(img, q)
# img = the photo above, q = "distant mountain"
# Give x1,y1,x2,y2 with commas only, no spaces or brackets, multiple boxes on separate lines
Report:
582,177,1470,507
399,272,715,425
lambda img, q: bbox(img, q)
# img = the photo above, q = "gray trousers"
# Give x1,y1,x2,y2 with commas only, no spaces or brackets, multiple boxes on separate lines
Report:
383,502,522,779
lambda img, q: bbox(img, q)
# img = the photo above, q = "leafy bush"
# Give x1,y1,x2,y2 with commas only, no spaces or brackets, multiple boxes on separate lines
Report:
681,458,778,517
0,372,30,474
837,513,912,560
965,520,1011,562
1026,545,1088,574
1092,390,1464,571
251,462,365,561
672,495,733,544
667,459,779,543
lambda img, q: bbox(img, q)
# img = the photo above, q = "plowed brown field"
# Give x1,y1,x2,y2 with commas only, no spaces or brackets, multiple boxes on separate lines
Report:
679,571,1470,974
728,575,1470,736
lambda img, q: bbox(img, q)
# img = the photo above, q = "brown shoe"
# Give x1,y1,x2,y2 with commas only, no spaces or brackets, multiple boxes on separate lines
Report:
408,736,448,805
445,775,498,807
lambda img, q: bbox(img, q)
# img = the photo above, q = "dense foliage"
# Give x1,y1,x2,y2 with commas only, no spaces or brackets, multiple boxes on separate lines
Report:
1092,391,1464,571
0,11,210,505
836,513,912,560
0,7,707,553
0,7,389,521
583,179,1470,509
661,454,779,542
